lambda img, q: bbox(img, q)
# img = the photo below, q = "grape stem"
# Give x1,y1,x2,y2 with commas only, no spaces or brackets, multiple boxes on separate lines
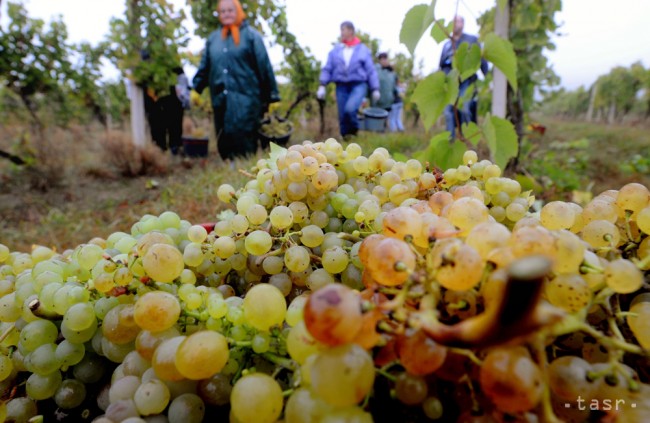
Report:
458,374,481,413
337,232,362,243
375,367,397,382
578,322,646,355
282,389,294,398
579,262,604,274
448,347,483,366
616,311,639,318
635,254,650,270
262,352,298,372
624,210,638,243
379,278,412,311
237,168,256,178
181,309,205,322
610,360,640,391
531,335,562,423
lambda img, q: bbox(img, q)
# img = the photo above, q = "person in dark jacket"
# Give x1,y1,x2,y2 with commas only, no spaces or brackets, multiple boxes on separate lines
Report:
439,16,488,139
373,52,397,112
147,67,189,155
141,48,189,155
193,0,280,161
317,21,380,138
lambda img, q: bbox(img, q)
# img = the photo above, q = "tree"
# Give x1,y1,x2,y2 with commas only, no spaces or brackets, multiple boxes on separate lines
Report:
0,1,73,128
107,0,189,145
595,65,642,123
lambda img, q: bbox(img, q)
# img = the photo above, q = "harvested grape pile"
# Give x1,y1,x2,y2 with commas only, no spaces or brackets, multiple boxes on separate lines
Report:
260,116,293,138
0,139,649,423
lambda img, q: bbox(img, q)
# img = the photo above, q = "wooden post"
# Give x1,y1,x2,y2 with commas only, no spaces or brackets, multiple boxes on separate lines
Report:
491,0,509,118
130,84,147,147
127,0,146,147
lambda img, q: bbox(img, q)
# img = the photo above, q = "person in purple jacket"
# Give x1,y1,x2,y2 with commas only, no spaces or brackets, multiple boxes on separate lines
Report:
317,21,380,138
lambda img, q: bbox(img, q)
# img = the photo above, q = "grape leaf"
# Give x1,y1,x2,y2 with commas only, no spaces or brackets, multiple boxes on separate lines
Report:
460,121,482,147
430,19,451,44
453,42,481,82
483,115,518,169
411,70,459,131
483,33,518,91
415,131,466,170
267,142,288,171
399,1,437,55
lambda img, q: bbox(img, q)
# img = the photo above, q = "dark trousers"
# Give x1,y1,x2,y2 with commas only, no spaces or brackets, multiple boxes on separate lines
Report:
213,106,258,160
148,95,183,154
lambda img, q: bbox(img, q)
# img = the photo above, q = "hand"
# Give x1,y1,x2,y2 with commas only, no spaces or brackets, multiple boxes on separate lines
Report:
371,90,381,102
316,85,326,100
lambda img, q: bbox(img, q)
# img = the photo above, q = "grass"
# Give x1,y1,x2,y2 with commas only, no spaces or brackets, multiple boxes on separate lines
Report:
523,117,650,200
1,115,649,253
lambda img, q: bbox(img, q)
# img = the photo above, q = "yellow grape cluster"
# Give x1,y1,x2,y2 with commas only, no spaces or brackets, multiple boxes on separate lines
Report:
0,138,648,422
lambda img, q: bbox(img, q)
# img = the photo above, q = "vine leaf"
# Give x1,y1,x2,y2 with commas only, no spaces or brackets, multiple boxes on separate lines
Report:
399,1,437,55
268,142,288,171
516,3,542,30
430,19,451,44
483,33,518,91
411,70,459,131
416,132,466,170
483,115,518,169
460,122,482,147
453,42,481,82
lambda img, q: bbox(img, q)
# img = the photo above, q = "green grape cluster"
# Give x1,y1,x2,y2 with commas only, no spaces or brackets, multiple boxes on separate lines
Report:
0,139,648,423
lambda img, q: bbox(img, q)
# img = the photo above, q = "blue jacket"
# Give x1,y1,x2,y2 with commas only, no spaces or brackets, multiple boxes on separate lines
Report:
319,43,379,91
193,21,279,135
439,33,489,84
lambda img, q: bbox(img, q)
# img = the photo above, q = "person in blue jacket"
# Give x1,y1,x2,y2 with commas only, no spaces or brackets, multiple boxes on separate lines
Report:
439,15,488,140
317,21,380,138
193,0,280,161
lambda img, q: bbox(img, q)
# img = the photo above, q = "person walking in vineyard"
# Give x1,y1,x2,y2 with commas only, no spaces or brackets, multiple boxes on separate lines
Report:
390,82,406,132
141,50,190,155
317,21,380,139
439,15,488,139
372,52,397,114
192,0,280,161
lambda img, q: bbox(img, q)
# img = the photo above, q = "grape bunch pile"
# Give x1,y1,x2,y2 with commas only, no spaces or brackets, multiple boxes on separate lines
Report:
0,138,649,422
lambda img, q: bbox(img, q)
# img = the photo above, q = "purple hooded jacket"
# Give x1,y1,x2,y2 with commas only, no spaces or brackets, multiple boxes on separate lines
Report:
319,43,380,91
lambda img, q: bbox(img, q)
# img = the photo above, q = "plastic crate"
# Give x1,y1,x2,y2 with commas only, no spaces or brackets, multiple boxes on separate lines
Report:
182,137,209,158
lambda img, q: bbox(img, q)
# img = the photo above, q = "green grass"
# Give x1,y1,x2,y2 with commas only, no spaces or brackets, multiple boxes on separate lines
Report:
523,117,650,200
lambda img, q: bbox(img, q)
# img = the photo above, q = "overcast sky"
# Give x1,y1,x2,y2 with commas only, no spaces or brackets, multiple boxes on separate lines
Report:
2,0,649,90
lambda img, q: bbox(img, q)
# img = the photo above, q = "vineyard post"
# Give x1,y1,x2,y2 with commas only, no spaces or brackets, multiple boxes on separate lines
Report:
127,0,146,147
491,0,509,118
130,86,146,147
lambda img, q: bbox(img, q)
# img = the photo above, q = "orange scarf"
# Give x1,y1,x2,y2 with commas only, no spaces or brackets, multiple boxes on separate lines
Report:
219,0,246,46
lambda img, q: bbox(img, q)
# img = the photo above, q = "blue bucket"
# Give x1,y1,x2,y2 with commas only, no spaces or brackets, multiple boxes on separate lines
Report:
363,107,389,132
